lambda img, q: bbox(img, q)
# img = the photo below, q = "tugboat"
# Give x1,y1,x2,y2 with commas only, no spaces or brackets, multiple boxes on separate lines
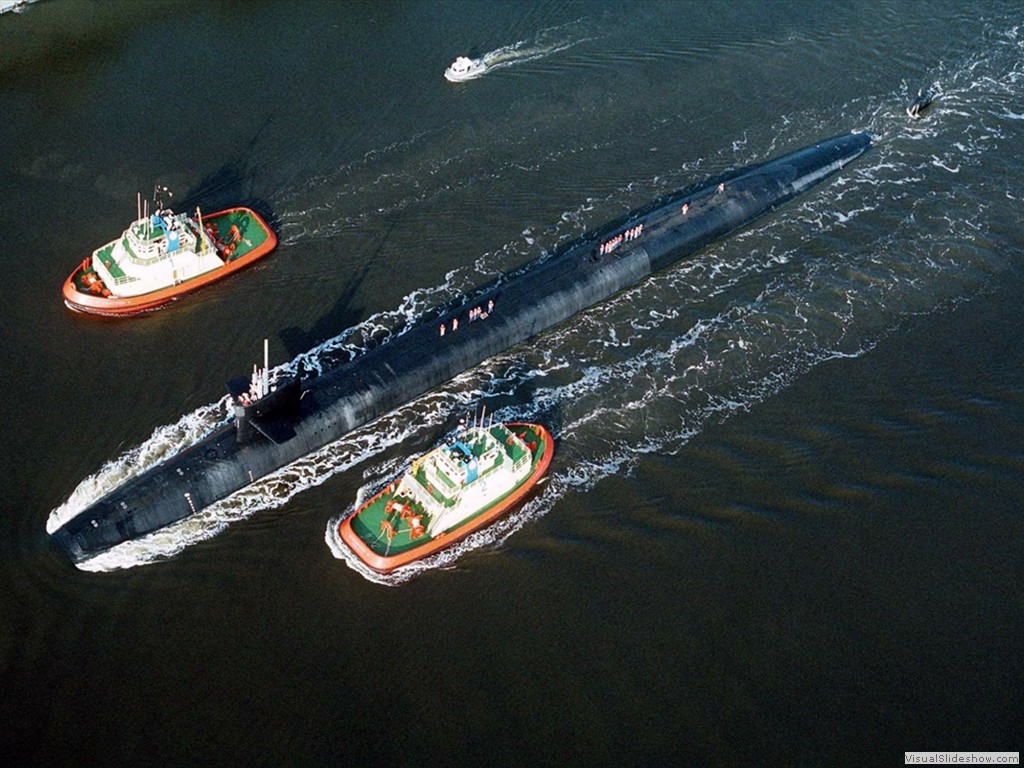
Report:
339,414,553,573
62,189,277,316
444,55,486,82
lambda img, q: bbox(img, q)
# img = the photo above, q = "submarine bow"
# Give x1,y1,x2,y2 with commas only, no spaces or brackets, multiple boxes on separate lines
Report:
50,131,871,563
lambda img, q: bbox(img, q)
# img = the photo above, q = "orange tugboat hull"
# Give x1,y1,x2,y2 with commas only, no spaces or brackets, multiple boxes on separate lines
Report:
62,207,277,316
340,423,554,574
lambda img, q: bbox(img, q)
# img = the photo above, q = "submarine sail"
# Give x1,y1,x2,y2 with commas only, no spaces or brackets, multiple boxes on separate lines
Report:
49,131,871,563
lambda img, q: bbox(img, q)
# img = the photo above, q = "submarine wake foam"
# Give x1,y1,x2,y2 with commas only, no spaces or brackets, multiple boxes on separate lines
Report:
46,399,228,535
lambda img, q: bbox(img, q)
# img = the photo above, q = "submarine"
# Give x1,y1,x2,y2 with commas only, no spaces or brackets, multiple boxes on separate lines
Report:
49,130,872,563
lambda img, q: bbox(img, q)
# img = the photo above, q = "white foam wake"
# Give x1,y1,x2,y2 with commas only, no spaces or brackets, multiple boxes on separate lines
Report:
470,19,591,77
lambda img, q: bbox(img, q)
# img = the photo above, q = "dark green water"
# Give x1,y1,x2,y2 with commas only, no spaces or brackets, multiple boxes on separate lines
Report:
1,1,1021,764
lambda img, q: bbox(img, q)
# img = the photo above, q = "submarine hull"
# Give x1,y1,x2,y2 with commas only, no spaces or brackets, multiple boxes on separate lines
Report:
50,131,871,563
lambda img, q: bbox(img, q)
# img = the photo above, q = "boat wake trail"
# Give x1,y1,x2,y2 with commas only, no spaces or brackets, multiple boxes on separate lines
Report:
476,20,590,76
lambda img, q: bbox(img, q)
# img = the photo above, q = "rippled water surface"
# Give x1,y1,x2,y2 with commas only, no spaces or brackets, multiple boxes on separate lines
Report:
1,1,1021,764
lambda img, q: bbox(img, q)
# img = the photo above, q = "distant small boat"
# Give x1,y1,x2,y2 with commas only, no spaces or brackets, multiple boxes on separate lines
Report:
907,88,936,119
0,0,36,15
339,417,553,573
444,55,486,82
62,192,277,316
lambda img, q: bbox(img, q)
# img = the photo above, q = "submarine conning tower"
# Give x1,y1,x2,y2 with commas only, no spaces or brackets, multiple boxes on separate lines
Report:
48,131,872,564
226,339,302,445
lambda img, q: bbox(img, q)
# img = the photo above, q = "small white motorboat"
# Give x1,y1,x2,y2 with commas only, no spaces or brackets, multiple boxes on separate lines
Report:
444,55,485,83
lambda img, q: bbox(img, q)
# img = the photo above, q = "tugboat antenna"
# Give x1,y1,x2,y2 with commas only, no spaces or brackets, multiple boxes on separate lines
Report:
196,207,205,254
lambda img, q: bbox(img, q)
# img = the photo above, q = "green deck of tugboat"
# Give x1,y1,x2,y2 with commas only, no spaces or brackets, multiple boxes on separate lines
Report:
349,423,543,557
211,208,270,262
94,242,122,279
